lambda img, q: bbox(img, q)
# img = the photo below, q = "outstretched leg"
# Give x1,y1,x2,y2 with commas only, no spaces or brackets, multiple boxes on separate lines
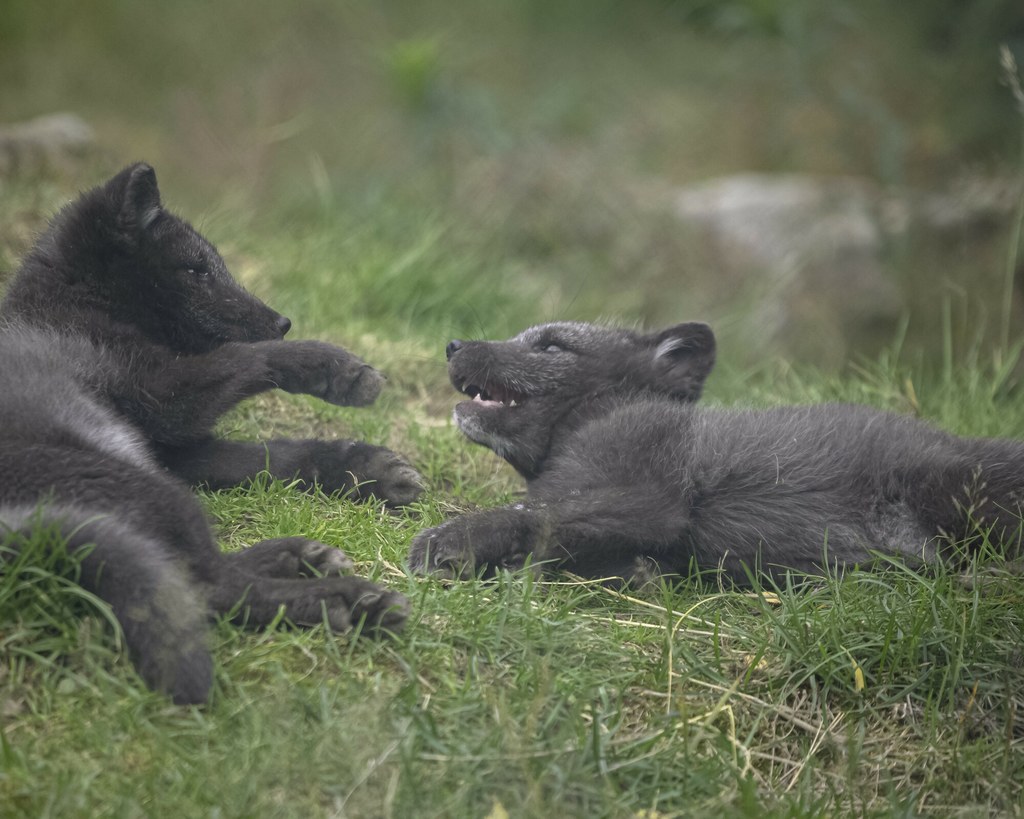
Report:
408,486,690,582
224,536,355,578
125,339,387,445
157,438,424,507
207,562,409,634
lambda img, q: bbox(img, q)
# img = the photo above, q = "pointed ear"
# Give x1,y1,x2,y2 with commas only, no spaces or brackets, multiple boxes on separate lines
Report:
116,163,162,231
647,321,716,400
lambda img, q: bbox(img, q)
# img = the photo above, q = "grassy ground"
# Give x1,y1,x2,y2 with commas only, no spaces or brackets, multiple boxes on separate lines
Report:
3,2,1024,816
1,174,1023,817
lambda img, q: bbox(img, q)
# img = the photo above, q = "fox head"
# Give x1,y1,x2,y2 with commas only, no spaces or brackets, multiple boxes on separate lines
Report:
444,321,716,478
4,162,290,353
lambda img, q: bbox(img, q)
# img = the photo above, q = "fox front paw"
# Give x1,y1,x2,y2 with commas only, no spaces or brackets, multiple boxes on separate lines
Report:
408,522,475,579
309,442,424,507
313,576,410,634
408,518,528,579
323,363,385,407
276,341,385,407
227,537,355,578
347,446,424,507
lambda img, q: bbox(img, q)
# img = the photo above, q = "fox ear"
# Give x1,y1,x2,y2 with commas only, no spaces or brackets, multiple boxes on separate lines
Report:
647,322,716,400
116,163,162,232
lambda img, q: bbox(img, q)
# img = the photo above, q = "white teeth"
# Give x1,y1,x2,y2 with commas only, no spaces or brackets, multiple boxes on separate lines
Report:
509,400,517,407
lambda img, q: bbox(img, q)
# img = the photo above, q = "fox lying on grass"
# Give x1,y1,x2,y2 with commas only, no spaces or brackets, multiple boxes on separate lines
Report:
0,163,416,703
409,320,1024,584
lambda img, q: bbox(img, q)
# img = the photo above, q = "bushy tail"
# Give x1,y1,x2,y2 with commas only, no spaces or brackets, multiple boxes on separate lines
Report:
0,504,213,704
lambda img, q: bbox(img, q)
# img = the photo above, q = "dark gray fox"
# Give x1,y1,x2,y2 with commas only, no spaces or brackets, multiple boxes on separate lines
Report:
0,163,416,703
408,321,1024,584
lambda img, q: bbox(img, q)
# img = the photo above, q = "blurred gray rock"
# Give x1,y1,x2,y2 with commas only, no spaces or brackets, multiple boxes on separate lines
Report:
0,113,96,176
915,174,1022,233
674,174,900,362
673,173,1022,363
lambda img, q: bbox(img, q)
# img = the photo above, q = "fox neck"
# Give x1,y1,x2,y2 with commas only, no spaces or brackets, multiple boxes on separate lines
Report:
515,392,634,482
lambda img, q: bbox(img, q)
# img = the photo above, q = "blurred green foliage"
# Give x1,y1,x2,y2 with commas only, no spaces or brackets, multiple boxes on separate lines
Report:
3,0,1020,188
1,0,1023,364
382,37,444,114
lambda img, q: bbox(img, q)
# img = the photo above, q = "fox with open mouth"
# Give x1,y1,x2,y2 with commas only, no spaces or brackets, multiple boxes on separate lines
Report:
445,321,713,480
409,320,1024,585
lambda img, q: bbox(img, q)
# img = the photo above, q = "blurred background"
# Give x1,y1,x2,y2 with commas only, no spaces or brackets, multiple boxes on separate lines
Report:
2,0,1024,369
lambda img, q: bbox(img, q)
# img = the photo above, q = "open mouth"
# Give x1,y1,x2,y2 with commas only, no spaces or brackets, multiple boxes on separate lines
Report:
459,381,526,408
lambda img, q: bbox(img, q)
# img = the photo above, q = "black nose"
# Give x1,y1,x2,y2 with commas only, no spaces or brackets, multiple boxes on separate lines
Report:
446,339,464,361
276,315,292,337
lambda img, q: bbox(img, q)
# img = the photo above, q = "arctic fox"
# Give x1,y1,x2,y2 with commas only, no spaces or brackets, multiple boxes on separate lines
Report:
0,163,413,702
409,321,1023,583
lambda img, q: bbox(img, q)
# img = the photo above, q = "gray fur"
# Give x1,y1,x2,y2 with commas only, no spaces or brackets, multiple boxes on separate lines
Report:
410,321,1024,584
0,164,411,703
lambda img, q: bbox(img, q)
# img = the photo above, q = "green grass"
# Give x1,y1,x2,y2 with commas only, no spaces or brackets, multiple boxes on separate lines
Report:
2,193,1023,816
3,3,1024,814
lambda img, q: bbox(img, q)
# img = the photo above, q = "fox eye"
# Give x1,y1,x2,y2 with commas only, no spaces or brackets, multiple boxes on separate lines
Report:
184,265,208,277
541,343,565,353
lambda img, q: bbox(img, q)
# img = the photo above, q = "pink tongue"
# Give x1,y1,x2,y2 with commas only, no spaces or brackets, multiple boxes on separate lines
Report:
472,394,502,407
